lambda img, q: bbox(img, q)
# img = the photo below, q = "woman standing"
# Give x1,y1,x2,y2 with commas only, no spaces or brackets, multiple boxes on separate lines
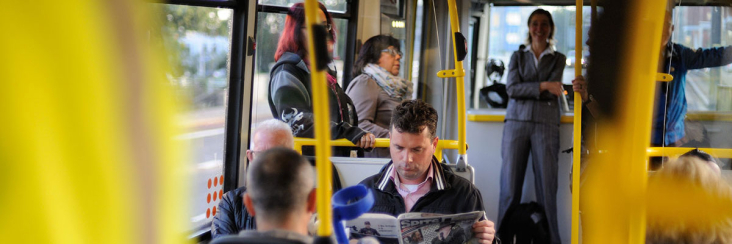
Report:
496,9,566,244
346,35,412,158
268,2,375,156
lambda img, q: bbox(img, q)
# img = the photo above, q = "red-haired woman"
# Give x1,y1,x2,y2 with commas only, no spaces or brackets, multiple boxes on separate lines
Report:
268,2,375,156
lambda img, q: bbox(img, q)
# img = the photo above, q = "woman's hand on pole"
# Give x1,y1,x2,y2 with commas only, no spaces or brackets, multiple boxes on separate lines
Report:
355,132,376,149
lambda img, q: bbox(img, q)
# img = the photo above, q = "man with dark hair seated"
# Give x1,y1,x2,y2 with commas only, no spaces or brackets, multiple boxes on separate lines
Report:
360,100,496,243
225,147,316,244
680,148,720,175
212,119,295,238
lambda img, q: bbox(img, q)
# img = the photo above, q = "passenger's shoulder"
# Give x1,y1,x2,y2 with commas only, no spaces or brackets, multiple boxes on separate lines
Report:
222,187,246,201
359,173,381,187
554,51,567,60
440,166,477,192
359,163,392,187
347,74,375,90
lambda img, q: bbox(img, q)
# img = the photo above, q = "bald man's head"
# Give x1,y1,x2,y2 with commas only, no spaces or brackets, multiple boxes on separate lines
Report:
247,119,294,161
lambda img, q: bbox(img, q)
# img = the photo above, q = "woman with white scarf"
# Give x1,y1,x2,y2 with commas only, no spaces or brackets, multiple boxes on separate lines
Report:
347,35,413,158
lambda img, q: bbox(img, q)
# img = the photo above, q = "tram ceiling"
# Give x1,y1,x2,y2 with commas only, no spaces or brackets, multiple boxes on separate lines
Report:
488,0,732,6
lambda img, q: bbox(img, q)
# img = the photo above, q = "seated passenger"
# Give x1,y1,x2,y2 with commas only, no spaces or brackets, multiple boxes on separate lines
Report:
238,147,316,243
359,100,496,243
346,35,412,158
211,119,294,239
646,156,732,243
212,119,344,239
680,148,721,175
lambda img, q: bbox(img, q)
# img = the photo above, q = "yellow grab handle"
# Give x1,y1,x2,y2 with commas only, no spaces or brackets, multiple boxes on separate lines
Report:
657,73,673,82
303,0,333,237
292,138,466,162
647,147,732,159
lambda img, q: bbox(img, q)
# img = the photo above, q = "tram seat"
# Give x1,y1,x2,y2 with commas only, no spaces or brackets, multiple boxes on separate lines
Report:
331,157,391,187
210,235,304,244
304,156,344,192
446,164,475,184
330,157,475,187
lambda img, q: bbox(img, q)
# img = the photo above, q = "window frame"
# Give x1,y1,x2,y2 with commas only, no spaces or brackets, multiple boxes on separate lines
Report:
256,0,360,85
154,0,359,239
155,0,251,238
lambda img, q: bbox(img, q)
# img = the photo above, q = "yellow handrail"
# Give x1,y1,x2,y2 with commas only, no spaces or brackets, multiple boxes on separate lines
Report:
303,0,333,237
570,1,583,243
582,0,667,242
438,0,468,163
292,138,466,162
647,147,732,159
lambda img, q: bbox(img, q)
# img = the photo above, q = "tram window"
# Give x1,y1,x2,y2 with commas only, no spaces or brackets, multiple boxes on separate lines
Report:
259,0,348,12
250,11,350,136
654,6,732,157
380,13,408,80
150,4,233,229
486,6,592,87
671,6,732,112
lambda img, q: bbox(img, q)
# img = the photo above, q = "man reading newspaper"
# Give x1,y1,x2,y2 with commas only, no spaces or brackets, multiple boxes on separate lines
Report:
360,100,496,243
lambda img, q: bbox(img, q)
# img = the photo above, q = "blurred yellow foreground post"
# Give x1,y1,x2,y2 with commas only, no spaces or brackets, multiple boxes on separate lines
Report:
0,1,189,243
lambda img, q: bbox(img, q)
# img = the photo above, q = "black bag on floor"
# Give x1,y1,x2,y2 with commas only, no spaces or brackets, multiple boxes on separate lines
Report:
498,202,550,244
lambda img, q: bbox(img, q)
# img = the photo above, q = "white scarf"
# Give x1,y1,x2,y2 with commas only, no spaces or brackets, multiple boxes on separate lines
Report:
362,63,413,100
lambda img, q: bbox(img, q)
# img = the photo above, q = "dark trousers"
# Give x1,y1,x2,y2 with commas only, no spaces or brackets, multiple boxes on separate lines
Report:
498,120,561,244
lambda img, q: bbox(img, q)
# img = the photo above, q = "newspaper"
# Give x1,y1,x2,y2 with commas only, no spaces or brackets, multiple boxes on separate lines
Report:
345,211,484,244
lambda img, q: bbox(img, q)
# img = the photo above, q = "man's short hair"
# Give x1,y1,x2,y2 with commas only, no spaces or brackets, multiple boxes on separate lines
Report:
680,149,716,164
646,156,732,243
253,119,295,148
390,100,438,138
246,147,313,220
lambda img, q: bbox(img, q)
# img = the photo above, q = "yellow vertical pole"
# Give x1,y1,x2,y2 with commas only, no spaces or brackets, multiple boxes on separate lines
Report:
407,0,418,84
571,1,583,244
303,0,333,237
446,0,467,157
582,0,667,242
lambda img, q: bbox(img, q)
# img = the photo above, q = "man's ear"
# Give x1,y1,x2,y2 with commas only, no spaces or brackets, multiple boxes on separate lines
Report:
432,136,439,150
246,150,254,162
306,189,317,213
243,193,256,217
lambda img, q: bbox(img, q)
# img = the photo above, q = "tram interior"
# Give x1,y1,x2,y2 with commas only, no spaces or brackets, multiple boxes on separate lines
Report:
5,0,732,243
160,0,732,242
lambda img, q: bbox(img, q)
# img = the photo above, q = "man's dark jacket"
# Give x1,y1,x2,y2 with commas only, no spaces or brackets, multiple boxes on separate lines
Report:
210,159,343,239
211,187,256,239
359,157,485,215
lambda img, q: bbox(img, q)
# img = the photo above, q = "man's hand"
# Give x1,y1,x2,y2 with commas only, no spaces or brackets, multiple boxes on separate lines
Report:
540,81,563,97
572,75,589,102
472,220,496,243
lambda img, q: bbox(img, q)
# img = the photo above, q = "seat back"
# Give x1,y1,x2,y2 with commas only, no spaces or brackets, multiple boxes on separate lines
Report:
331,157,390,187
210,235,305,244
331,157,476,186
446,164,475,184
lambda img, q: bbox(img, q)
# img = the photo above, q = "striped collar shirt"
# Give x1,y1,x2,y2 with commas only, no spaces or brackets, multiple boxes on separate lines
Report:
388,163,434,212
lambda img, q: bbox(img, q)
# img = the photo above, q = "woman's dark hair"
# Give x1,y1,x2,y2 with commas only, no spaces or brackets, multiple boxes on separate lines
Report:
352,35,401,77
526,8,556,45
274,2,336,62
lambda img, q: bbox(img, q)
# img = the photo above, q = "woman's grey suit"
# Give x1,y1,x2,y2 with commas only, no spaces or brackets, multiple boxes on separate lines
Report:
497,47,566,244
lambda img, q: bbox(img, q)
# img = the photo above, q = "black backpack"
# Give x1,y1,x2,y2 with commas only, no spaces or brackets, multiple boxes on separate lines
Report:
497,202,551,244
